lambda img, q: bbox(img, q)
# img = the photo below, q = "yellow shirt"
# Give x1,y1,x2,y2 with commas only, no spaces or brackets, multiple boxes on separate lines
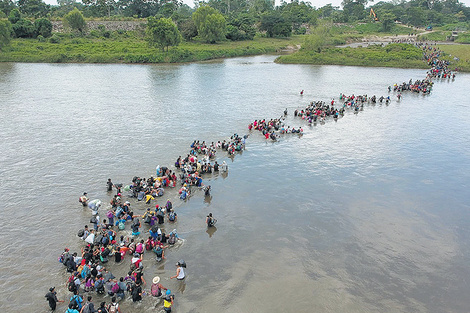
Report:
164,299,172,308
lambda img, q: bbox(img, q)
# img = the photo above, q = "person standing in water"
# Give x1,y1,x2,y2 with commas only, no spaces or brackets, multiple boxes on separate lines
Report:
170,261,185,280
206,213,217,227
106,179,114,192
45,287,64,311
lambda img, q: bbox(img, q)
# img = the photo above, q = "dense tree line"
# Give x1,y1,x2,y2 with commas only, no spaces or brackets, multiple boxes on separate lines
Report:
0,0,469,50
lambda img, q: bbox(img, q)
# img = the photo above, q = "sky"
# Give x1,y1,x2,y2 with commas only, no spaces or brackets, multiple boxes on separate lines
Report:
41,0,470,10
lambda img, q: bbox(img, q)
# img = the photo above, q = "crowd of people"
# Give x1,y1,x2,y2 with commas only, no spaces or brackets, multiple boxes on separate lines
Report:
48,132,247,312
49,42,458,312
246,42,457,140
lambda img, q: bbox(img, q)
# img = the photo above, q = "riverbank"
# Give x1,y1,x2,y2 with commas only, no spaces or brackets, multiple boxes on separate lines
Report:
276,41,470,72
437,44,470,72
0,35,303,63
275,43,428,69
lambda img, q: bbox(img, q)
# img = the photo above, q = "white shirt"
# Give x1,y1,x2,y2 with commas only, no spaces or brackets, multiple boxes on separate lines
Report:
85,233,95,244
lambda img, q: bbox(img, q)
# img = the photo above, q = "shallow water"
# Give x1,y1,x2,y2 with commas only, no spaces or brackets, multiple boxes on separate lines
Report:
1,56,469,313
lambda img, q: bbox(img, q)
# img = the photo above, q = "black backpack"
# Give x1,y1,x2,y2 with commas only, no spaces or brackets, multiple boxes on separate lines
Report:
69,295,79,310
77,229,85,237
68,280,77,293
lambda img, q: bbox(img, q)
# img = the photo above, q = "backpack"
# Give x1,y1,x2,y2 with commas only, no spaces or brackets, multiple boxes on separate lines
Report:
82,303,91,313
69,295,79,310
109,303,118,313
144,214,151,224
106,210,114,219
168,234,176,245
151,284,161,297
95,279,104,294
154,246,163,261
111,282,120,294
77,229,85,237
90,216,97,224
168,212,176,221
101,236,109,246
118,221,125,230
135,243,143,254
59,252,69,264
68,280,77,293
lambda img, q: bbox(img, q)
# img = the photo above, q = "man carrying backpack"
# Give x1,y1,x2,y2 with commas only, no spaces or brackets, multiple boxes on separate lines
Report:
107,296,121,313
206,213,217,227
45,287,64,311
69,290,83,310
167,209,177,222
150,276,167,297
80,296,96,313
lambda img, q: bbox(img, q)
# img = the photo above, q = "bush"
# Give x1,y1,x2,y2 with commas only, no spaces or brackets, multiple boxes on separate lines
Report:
63,8,86,33
178,18,197,41
12,18,35,38
34,18,52,38
8,9,21,24
295,27,307,35
49,34,60,43
0,19,13,50
37,34,45,42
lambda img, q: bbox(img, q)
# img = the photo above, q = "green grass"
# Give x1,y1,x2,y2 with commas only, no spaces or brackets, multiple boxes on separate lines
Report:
437,44,470,72
321,22,417,46
276,43,428,69
455,33,470,44
417,31,449,41
0,33,304,63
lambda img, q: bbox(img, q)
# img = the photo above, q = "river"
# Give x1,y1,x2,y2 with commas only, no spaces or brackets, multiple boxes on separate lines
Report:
0,56,469,313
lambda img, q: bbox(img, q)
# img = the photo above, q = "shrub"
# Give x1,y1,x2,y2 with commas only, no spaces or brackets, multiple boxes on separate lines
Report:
63,8,86,34
49,34,60,43
34,18,52,38
12,18,35,38
8,9,21,24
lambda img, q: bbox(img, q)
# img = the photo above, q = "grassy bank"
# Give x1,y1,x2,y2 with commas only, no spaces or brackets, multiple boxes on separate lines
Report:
276,43,428,69
437,44,470,72
0,34,303,63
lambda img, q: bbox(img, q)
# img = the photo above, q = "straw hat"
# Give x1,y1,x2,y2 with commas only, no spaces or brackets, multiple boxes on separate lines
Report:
152,276,160,284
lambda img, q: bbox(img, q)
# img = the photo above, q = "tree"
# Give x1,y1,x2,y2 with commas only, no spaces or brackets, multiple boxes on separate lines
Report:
260,11,291,37
226,12,256,41
8,8,21,24
117,0,160,18
0,0,16,16
17,0,50,17
178,18,197,40
381,12,395,32
159,2,177,18
12,18,35,37
34,17,52,37
0,19,12,51
192,5,217,30
63,7,86,33
302,24,330,53
146,16,181,51
192,5,226,43
199,12,226,43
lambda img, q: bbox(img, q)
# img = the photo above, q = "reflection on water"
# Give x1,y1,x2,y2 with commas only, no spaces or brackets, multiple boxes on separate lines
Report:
0,57,470,313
